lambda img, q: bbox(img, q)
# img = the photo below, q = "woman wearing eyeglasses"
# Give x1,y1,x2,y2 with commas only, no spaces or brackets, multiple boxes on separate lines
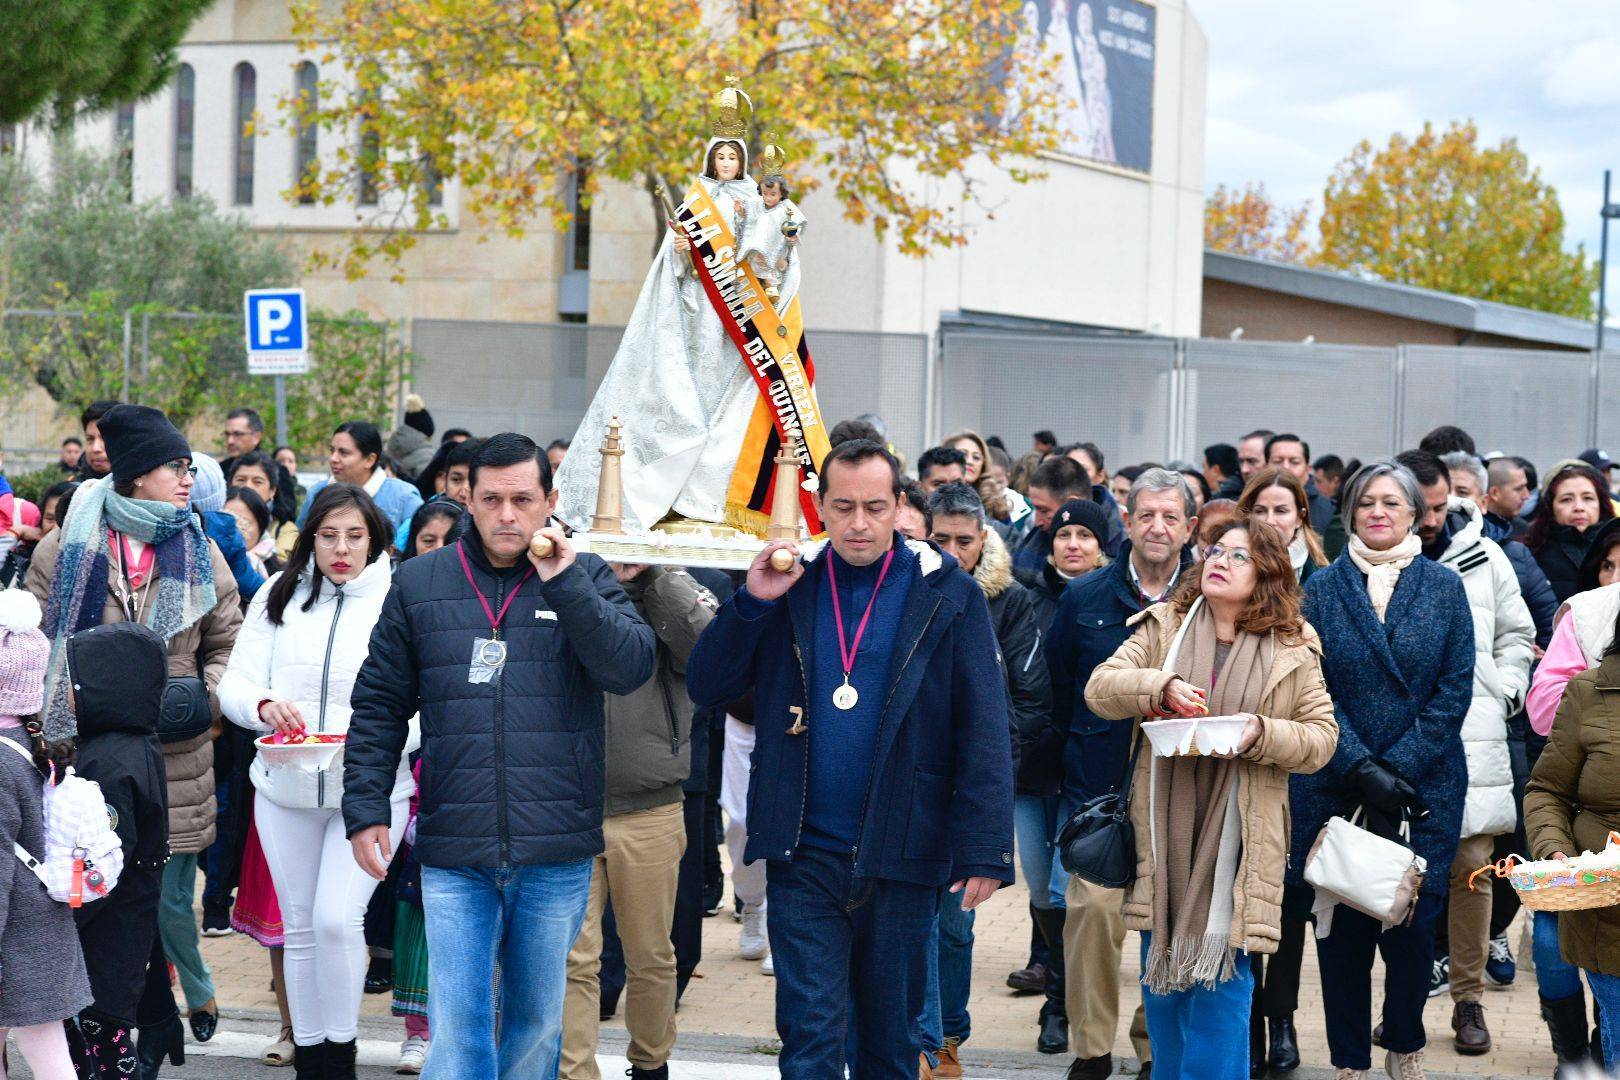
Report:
218,483,416,1080
24,404,243,1076
1293,460,1475,1080
1083,518,1338,1080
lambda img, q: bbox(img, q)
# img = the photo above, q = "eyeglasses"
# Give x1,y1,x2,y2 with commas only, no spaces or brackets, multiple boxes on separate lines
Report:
315,530,370,549
1205,544,1252,567
162,459,198,479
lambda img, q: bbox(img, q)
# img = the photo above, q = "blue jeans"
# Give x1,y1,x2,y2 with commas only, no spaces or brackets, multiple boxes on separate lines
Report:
767,845,933,1079
1049,790,1085,908
917,889,977,1051
1014,794,1061,912
1535,910,1586,1000
1585,968,1620,1071
421,859,593,1080
1139,932,1253,1080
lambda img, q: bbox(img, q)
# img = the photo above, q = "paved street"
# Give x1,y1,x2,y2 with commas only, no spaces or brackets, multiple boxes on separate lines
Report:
47,869,1556,1078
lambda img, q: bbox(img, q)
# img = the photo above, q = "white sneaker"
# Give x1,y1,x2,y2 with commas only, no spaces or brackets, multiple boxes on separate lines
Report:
739,907,769,960
396,1035,428,1074
761,952,774,977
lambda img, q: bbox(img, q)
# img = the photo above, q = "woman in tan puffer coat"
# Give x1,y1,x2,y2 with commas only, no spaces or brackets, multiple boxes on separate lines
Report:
1083,516,1336,1080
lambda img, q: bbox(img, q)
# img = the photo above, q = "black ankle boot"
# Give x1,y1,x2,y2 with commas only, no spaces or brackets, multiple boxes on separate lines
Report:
324,1038,358,1080
293,1041,326,1080
1268,1016,1300,1072
136,1014,185,1077
1038,998,1069,1054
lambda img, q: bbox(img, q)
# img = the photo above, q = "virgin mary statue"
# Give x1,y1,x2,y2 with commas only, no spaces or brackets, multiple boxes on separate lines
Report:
554,80,809,535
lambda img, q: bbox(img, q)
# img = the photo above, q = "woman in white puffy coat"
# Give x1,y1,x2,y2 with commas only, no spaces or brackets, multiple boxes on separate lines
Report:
219,484,417,1080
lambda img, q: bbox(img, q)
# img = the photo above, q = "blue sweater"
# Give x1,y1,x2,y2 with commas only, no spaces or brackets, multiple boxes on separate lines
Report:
801,543,913,852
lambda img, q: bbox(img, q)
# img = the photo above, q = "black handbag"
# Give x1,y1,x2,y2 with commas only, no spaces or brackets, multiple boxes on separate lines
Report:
1056,731,1144,889
158,675,213,745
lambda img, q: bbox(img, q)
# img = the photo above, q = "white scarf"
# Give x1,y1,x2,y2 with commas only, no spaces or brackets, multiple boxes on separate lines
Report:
1288,532,1309,580
1346,531,1422,621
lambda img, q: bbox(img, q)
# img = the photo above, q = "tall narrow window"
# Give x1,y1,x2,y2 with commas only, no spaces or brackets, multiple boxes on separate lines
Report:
569,168,591,271
173,63,195,198
232,62,256,205
422,154,443,207
114,101,135,196
356,92,380,206
292,61,318,204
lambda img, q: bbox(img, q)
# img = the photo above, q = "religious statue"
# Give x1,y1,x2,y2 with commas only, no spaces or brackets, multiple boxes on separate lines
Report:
555,79,831,566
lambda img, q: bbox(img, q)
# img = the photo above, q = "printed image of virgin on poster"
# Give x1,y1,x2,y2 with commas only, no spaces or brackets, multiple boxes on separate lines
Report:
1010,0,1157,173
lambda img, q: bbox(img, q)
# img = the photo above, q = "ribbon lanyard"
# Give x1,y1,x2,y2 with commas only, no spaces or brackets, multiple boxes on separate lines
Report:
457,540,535,641
826,546,896,711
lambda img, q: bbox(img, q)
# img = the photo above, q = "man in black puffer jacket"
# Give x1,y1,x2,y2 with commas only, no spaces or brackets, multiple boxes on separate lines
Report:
344,433,654,1078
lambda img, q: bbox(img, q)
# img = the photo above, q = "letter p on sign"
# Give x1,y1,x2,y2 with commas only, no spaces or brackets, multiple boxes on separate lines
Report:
243,288,310,375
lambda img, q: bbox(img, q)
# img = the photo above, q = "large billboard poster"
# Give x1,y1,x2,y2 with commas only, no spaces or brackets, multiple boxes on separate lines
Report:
1018,0,1157,173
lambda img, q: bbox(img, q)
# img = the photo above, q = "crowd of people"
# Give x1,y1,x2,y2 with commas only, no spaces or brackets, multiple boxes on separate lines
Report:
1,396,1620,1080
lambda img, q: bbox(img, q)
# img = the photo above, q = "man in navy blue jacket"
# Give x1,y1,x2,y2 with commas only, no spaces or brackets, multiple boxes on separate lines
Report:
687,439,1014,1079
1044,467,1196,1080
345,433,655,1080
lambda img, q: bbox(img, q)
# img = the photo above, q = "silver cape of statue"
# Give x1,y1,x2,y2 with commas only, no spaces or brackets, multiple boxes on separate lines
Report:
556,168,806,534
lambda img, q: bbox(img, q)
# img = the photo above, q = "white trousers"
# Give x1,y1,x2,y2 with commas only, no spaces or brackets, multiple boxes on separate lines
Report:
720,716,766,912
255,790,407,1046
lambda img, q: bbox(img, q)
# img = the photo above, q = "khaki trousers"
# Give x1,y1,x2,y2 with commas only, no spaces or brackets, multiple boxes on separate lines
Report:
1448,831,1497,1004
1064,874,1152,1063
560,802,688,1078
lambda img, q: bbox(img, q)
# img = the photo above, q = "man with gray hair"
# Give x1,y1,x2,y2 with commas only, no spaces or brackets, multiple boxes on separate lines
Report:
1442,452,1556,647
1044,468,1197,1080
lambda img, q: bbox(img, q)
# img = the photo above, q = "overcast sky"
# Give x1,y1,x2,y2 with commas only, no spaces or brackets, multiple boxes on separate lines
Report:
1197,0,1620,309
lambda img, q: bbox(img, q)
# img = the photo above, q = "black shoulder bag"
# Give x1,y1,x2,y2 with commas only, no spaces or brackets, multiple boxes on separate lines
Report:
1055,730,1144,889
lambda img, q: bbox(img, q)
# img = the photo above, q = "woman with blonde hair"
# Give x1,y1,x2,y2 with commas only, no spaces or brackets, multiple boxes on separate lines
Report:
944,430,993,485
1238,467,1328,584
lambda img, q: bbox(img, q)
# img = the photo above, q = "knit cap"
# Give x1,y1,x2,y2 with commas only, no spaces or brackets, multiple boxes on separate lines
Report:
99,403,191,486
403,393,435,438
190,452,226,514
0,591,49,716
1048,497,1111,545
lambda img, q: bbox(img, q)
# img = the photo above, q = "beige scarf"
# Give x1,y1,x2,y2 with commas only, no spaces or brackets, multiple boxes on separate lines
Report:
1346,532,1421,621
1146,598,1275,994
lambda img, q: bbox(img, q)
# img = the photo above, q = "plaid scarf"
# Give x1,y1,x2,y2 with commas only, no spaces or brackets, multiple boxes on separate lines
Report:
40,476,215,741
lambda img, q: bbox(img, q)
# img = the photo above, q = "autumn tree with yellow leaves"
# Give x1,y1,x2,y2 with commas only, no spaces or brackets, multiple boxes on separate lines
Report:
1204,182,1313,264
286,0,1068,277
1317,120,1596,318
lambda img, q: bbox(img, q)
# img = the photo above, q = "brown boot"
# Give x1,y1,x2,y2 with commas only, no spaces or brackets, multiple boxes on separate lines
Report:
918,1051,935,1079
933,1037,964,1078
1452,999,1492,1055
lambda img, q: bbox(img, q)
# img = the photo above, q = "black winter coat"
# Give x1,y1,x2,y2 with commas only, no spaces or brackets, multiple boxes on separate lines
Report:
344,534,656,868
1535,523,1600,603
1014,559,1070,795
68,623,170,1026
971,533,1047,796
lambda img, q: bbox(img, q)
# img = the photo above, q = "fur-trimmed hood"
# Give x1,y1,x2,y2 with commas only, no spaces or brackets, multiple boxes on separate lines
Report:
973,529,1014,601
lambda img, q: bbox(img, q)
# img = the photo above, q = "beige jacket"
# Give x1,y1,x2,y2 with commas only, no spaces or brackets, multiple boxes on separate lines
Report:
1084,602,1338,955
27,526,242,853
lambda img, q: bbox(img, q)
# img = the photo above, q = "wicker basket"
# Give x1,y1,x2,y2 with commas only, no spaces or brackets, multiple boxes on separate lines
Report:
1469,833,1620,912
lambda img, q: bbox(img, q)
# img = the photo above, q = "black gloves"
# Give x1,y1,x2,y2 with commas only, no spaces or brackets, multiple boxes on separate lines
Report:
1351,757,1429,833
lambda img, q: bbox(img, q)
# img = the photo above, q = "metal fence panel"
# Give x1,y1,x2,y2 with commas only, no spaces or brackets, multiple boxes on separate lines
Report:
796,330,930,465
1401,346,1593,467
938,332,1177,468
1595,352,1620,459
1183,340,1398,467
409,320,624,446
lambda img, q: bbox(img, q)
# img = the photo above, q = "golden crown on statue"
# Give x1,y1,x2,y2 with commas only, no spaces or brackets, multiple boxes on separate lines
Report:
758,132,788,176
710,76,753,139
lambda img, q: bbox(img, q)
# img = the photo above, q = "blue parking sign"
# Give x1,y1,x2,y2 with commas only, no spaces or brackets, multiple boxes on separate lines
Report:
243,288,310,374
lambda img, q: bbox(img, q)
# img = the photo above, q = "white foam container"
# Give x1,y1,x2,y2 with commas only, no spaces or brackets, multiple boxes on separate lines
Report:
1140,715,1250,758
255,733,347,774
